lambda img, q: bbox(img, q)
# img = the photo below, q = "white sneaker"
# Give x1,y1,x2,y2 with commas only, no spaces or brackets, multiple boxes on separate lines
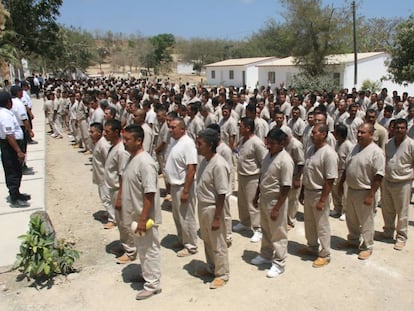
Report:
51,133,57,138
266,264,285,278
339,214,346,221
232,222,250,232
250,229,262,243
250,255,271,266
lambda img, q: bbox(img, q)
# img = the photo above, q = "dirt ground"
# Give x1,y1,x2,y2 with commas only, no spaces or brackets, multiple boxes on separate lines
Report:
1,133,414,311
86,63,206,86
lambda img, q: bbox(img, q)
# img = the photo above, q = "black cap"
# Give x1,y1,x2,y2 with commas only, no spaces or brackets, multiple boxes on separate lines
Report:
0,91,12,107
10,85,22,97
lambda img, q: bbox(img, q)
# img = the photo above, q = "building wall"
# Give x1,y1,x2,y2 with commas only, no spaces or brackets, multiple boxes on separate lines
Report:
176,62,194,75
245,66,258,90
343,55,414,95
258,66,301,89
206,66,246,87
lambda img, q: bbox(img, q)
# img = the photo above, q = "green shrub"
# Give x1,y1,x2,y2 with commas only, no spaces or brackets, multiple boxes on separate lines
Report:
14,215,79,281
289,72,340,94
360,79,382,93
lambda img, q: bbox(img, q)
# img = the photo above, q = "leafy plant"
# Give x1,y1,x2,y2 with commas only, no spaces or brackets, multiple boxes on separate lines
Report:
360,79,382,93
290,72,340,94
14,215,79,281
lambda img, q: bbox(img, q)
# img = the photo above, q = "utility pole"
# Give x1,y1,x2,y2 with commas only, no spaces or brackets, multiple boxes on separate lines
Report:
352,1,358,86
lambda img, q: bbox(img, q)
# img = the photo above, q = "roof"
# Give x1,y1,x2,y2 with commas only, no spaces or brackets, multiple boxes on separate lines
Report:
205,57,277,67
257,52,387,67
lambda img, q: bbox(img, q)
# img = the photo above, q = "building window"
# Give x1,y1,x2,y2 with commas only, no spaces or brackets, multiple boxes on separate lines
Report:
268,71,276,84
211,70,215,79
229,70,234,80
333,72,340,85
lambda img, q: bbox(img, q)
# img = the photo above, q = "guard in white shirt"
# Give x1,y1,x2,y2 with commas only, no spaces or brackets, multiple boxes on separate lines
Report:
0,91,30,207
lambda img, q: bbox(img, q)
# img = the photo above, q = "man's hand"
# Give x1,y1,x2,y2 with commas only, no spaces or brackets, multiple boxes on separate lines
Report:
17,151,25,162
315,200,325,211
363,194,374,206
270,207,279,221
181,190,189,202
212,218,220,231
136,218,147,236
293,179,301,189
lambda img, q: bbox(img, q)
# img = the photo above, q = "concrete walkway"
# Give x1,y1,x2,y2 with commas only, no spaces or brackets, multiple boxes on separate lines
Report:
0,97,46,268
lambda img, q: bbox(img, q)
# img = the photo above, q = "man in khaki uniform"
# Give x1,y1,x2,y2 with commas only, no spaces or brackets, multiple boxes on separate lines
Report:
89,122,113,229
330,124,353,219
301,123,338,268
365,109,387,150
75,92,91,153
250,128,293,278
339,123,385,260
122,125,162,300
218,104,238,151
207,123,234,247
233,117,268,243
380,118,414,251
284,130,304,229
195,129,231,289
104,119,136,264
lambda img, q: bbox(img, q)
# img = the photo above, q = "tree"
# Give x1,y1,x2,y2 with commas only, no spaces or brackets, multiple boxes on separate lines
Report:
177,38,234,67
240,19,292,58
149,33,175,73
356,17,399,52
280,0,349,77
0,3,19,65
2,0,63,61
387,15,414,84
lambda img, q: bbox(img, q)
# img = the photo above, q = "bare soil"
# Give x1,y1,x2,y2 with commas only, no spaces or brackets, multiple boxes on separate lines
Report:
1,134,414,311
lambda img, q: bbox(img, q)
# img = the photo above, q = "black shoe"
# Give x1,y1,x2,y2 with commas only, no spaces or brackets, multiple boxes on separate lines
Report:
17,193,31,201
28,140,38,145
22,169,35,175
11,199,30,208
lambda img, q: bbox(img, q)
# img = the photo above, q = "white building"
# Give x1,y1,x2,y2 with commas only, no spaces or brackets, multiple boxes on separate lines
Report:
257,52,414,95
204,57,278,90
176,62,195,75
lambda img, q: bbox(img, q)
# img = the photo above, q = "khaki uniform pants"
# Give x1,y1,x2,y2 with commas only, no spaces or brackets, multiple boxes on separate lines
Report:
109,188,136,257
287,186,300,226
260,196,288,268
332,179,347,214
304,189,331,258
135,227,161,291
346,188,375,250
198,204,229,280
98,182,115,222
381,179,411,241
237,174,261,228
171,184,198,251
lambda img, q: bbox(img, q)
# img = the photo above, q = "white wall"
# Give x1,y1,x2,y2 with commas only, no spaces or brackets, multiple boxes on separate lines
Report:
206,66,245,87
258,66,301,89
176,62,194,75
245,65,258,90
343,55,414,95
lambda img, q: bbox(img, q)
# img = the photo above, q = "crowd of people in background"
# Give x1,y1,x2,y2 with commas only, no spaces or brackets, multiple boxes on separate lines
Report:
1,75,413,299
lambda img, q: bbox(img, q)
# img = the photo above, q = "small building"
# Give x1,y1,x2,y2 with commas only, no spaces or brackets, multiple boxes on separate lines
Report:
176,62,195,75
257,52,414,95
204,57,278,90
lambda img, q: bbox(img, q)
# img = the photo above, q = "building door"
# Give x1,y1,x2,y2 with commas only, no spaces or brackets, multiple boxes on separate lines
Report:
242,71,246,86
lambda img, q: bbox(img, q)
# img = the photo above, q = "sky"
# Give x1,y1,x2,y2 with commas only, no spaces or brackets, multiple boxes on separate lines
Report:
57,0,414,40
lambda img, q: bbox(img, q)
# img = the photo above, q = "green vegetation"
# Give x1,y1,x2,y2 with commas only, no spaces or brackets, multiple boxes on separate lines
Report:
14,214,79,282
0,0,411,79
387,15,414,84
